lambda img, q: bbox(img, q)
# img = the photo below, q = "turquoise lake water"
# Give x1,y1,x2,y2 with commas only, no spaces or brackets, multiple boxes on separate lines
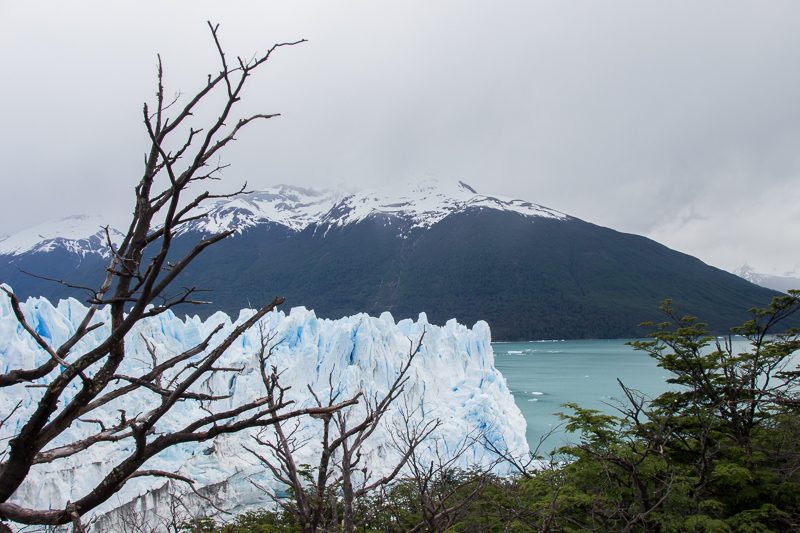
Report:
492,339,673,453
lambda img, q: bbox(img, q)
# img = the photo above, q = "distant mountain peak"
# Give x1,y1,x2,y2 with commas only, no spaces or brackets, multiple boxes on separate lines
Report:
177,184,348,235
318,176,568,232
0,215,124,258
734,263,800,294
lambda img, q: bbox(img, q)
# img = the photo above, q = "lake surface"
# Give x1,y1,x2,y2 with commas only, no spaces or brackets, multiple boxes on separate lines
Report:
492,339,672,453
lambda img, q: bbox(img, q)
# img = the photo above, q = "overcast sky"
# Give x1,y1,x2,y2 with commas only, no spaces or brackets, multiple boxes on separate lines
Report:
2,1,799,274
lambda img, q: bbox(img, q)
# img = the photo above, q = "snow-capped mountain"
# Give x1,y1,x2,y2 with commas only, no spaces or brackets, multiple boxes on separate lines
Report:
178,176,567,237
0,176,566,258
315,177,567,232
0,291,527,529
0,176,785,341
0,215,125,259
178,184,348,235
0,186,344,258
734,264,800,294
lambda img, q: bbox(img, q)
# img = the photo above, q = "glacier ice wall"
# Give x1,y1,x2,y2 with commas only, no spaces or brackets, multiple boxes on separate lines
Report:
0,291,528,525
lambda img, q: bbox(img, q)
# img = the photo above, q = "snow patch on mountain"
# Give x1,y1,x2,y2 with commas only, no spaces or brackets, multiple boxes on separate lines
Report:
0,176,568,258
0,291,527,525
0,215,125,258
319,176,568,232
178,185,348,235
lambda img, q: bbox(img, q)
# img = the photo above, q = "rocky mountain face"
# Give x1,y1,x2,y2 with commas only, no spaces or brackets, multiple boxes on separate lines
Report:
0,177,783,340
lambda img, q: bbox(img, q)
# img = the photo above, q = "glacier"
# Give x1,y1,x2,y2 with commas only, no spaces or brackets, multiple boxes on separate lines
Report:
0,290,527,528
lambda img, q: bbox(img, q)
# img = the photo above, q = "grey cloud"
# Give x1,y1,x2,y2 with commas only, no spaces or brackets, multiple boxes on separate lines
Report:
1,1,799,272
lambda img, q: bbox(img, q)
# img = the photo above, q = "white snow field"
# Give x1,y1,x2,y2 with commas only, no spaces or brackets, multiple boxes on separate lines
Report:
0,289,527,528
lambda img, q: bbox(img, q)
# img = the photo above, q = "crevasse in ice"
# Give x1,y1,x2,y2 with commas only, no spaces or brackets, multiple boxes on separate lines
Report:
0,289,528,522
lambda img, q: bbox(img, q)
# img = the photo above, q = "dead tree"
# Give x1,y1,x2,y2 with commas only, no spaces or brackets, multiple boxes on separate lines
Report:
245,332,438,533
0,23,354,531
382,426,499,533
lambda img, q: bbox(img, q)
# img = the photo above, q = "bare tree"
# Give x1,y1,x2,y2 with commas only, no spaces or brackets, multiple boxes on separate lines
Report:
0,23,353,532
245,331,439,533
382,427,500,533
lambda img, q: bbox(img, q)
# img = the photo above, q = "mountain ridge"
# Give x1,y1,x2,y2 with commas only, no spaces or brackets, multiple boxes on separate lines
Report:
0,176,568,255
0,176,785,340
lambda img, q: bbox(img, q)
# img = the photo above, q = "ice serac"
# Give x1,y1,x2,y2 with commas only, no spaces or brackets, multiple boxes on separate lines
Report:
0,290,528,526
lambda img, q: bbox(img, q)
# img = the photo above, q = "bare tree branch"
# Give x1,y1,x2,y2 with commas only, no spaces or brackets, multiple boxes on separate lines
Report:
0,22,308,529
